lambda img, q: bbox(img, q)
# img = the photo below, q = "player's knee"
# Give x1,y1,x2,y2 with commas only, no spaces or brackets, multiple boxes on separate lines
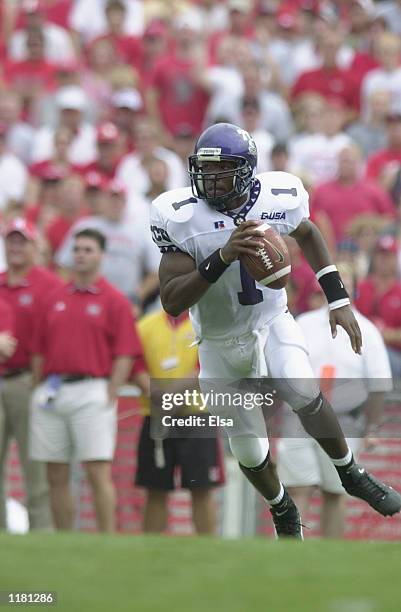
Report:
294,392,324,417
229,436,269,469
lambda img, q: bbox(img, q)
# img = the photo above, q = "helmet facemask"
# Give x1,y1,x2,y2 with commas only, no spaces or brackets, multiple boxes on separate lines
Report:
188,154,254,211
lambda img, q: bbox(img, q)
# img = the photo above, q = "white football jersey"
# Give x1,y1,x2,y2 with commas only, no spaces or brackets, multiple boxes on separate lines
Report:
150,171,310,340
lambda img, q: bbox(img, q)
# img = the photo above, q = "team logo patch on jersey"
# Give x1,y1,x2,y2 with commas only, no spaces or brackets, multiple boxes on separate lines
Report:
54,301,66,312
261,211,286,220
86,303,102,316
214,221,225,229
19,293,33,306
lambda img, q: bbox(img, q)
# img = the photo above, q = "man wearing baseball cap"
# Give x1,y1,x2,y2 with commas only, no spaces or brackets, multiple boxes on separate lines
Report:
0,218,62,530
55,179,160,311
31,86,97,166
356,235,401,378
75,122,122,182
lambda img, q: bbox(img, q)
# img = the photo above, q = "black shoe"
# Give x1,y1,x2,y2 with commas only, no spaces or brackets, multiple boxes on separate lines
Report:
341,463,401,517
270,489,303,540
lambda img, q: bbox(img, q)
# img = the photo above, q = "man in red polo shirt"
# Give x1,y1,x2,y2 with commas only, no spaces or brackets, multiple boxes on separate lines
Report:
0,300,16,365
366,111,401,184
355,234,401,379
147,13,209,139
30,227,142,532
311,144,396,243
74,122,122,183
291,27,358,111
0,218,61,531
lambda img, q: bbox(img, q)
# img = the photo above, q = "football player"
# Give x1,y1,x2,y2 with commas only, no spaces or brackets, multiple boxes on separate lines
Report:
150,123,401,538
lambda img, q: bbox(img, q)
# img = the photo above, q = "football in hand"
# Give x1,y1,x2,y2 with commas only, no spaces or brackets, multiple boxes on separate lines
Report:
240,223,291,289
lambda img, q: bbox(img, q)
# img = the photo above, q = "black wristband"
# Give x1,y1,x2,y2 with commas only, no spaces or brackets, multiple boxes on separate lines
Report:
198,249,230,283
317,266,350,308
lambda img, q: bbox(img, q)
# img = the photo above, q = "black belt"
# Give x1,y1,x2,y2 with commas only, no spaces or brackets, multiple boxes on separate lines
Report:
59,375,99,383
2,369,29,379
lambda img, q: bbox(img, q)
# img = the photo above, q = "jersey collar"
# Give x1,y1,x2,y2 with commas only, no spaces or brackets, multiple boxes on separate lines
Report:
0,266,36,288
219,179,261,226
68,277,104,294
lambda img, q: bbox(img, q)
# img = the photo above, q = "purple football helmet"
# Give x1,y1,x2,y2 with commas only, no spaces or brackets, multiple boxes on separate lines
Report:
188,123,257,210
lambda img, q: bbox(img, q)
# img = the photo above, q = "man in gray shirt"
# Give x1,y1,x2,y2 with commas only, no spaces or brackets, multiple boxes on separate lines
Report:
56,179,160,310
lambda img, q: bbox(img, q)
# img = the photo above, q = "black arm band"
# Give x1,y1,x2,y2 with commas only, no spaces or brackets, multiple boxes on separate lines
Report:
198,249,230,283
316,266,350,310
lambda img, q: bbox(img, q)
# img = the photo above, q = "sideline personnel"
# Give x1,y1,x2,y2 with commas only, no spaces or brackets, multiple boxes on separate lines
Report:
30,228,141,532
0,218,60,530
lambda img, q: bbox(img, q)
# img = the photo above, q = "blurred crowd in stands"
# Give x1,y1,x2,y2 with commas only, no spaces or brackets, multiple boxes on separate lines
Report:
1,0,401,347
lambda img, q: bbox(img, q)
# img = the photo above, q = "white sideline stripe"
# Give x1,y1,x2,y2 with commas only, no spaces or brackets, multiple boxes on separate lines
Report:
259,265,291,286
316,264,337,280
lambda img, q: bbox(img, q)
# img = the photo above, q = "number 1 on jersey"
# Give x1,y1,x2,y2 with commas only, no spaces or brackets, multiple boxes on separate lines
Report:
238,261,263,305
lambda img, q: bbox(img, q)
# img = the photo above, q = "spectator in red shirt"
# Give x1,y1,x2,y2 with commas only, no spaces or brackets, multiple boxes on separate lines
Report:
4,27,57,111
31,227,142,532
208,0,254,65
74,122,123,182
25,164,67,233
356,234,401,379
291,27,358,111
137,19,170,90
366,110,401,186
28,125,73,202
147,12,210,139
0,218,62,531
45,174,88,258
311,144,396,244
0,298,16,368
90,0,142,68
84,171,108,216
15,0,74,31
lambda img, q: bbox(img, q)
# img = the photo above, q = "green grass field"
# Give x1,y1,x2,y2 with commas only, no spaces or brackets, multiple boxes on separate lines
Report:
0,534,400,612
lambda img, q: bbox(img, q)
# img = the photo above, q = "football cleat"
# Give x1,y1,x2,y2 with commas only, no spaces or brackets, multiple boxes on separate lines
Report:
341,463,401,517
270,489,304,540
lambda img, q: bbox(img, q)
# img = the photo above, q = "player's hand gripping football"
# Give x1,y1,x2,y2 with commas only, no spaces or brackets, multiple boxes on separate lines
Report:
221,220,264,264
329,305,362,354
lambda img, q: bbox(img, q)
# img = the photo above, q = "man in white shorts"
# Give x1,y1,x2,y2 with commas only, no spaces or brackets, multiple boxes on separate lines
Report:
151,122,401,538
30,228,142,532
277,264,393,537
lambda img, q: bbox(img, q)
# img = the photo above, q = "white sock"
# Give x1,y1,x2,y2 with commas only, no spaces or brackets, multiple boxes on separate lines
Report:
267,483,285,506
331,449,353,467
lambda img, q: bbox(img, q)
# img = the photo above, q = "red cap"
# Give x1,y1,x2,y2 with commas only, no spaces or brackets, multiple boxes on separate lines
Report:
85,171,108,191
96,122,119,143
4,218,38,241
375,235,398,254
144,19,168,38
22,0,45,14
277,6,298,30
107,178,126,195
